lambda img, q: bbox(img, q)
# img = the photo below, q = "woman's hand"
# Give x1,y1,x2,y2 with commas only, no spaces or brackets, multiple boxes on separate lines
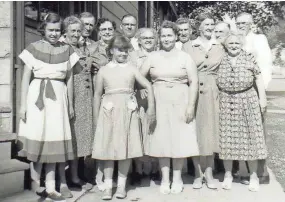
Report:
260,98,267,114
19,105,27,122
140,89,148,99
185,106,195,124
146,108,156,134
69,105,74,119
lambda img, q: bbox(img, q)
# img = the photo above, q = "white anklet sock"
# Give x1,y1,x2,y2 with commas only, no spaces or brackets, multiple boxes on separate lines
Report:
117,176,127,188
104,179,113,189
45,180,56,193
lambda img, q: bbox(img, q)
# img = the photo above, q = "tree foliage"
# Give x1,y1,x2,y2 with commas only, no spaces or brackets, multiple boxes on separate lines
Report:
176,1,284,28
175,1,285,48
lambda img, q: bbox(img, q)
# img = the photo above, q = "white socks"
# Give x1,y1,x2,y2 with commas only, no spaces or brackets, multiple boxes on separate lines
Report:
45,180,56,193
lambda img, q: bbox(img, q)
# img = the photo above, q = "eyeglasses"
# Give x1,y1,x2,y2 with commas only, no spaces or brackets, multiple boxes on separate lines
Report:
141,37,155,40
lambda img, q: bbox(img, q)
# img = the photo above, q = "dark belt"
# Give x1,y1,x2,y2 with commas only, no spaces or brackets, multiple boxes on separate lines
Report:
34,78,65,110
218,85,253,95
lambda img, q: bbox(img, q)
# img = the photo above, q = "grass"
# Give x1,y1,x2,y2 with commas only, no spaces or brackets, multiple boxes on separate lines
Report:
265,112,285,191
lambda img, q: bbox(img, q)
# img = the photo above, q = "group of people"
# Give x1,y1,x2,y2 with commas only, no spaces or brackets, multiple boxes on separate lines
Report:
16,10,272,201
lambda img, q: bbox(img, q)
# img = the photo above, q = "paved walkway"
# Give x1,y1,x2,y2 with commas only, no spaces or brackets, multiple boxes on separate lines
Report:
75,170,284,202
75,75,285,202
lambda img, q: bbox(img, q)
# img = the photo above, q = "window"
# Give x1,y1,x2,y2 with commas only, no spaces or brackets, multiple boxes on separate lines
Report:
24,1,97,28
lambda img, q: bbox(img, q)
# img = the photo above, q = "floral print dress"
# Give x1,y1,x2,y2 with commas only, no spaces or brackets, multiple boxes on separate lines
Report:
216,51,267,161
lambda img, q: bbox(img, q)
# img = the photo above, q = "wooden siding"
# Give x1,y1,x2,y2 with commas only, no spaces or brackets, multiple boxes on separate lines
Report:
101,1,139,30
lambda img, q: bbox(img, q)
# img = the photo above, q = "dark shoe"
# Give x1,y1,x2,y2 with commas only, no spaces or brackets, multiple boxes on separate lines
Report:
47,191,66,201
31,181,47,197
259,175,270,184
150,171,161,181
68,180,84,189
60,186,73,198
240,176,250,185
130,172,142,185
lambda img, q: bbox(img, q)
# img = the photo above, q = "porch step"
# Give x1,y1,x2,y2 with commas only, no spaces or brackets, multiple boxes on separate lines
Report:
0,190,40,202
0,159,29,198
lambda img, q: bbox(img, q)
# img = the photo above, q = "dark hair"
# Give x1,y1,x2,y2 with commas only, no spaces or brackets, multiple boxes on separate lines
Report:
63,15,83,33
37,12,63,36
79,12,95,19
158,20,178,36
96,18,116,31
106,34,132,59
121,14,137,23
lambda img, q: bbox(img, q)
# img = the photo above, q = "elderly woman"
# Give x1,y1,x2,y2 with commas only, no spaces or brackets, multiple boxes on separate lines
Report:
182,13,224,189
61,16,94,194
129,28,160,184
141,21,199,194
91,17,115,77
217,34,267,192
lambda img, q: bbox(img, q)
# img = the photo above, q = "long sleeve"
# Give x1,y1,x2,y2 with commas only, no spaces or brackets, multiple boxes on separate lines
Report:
254,35,273,89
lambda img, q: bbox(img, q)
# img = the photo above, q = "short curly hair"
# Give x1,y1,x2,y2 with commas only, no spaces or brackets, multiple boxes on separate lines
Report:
158,20,179,36
96,18,116,31
63,15,83,33
136,28,158,44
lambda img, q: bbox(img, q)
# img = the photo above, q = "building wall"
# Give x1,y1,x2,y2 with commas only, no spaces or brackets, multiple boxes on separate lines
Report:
0,1,13,133
101,1,139,30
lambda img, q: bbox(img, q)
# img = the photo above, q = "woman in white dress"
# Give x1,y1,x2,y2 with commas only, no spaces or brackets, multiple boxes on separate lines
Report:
140,20,199,194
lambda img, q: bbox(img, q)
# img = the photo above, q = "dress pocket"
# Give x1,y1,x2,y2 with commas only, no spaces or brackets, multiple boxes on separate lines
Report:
127,95,138,111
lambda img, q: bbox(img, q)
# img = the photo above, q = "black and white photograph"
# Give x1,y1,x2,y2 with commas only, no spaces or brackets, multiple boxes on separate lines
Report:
0,1,285,201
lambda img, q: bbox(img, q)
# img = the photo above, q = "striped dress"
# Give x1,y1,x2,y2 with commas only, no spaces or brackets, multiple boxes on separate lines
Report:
17,40,79,163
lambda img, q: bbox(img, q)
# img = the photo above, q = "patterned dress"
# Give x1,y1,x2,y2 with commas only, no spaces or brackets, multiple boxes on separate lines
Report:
216,51,268,160
63,40,94,158
17,40,79,163
183,38,224,156
92,62,143,160
144,49,199,158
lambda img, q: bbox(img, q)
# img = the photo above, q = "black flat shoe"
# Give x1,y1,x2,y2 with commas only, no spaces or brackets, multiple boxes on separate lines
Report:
259,175,270,184
150,171,161,181
130,172,142,185
68,180,84,189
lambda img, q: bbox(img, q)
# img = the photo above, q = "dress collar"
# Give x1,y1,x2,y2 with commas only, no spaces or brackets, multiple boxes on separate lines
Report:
192,36,219,51
108,61,129,68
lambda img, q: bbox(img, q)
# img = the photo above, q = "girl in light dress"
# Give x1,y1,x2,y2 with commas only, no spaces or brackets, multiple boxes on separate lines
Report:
92,35,156,200
17,13,79,201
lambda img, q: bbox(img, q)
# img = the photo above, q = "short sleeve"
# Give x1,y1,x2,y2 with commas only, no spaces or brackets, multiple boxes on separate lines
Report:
69,48,80,68
18,44,36,70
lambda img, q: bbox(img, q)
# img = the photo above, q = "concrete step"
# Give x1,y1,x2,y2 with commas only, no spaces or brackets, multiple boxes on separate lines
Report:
0,159,29,198
0,190,41,202
0,133,16,160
